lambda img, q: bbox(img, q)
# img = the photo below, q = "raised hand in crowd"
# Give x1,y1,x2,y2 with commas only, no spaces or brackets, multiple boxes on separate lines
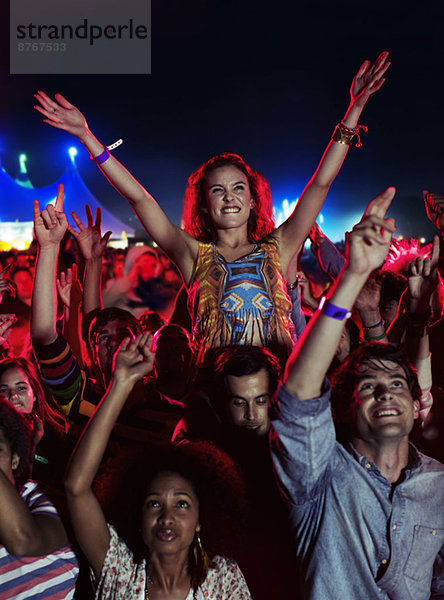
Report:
0,314,16,357
31,184,67,345
423,190,444,233
67,205,112,315
34,91,90,141
405,235,440,421
296,271,319,312
68,205,112,262
65,331,153,579
407,234,440,312
285,187,396,399
276,51,391,275
33,185,67,248
354,272,387,342
0,264,16,304
346,190,395,274
112,331,155,387
57,263,85,366
349,51,390,109
57,263,83,309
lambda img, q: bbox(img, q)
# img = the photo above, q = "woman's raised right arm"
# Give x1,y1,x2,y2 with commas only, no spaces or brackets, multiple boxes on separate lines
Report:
34,92,198,283
64,332,154,579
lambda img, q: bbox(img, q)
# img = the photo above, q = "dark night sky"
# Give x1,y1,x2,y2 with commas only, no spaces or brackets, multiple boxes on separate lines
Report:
1,1,442,241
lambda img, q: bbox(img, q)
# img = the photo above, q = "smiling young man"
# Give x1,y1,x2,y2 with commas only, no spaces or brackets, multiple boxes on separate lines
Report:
270,188,444,599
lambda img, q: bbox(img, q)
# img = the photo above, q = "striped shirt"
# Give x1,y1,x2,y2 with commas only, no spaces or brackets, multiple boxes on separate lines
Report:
33,333,185,444
0,481,78,599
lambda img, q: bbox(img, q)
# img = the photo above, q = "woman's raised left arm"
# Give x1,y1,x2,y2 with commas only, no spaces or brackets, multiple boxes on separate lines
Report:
277,52,390,275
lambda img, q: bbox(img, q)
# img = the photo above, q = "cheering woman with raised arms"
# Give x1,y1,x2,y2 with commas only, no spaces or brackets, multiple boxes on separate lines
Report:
35,52,389,361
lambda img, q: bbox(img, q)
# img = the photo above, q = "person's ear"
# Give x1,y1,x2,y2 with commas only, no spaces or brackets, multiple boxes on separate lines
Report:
413,400,420,420
11,453,20,471
195,523,201,533
250,198,255,209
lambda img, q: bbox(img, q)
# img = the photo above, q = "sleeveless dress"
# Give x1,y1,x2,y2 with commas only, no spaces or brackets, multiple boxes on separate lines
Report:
188,237,295,363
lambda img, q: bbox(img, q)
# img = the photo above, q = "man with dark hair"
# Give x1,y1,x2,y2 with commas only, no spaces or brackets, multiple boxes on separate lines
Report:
330,343,422,443
88,307,142,386
173,344,296,600
0,398,78,598
270,189,444,599
212,345,281,437
173,345,281,442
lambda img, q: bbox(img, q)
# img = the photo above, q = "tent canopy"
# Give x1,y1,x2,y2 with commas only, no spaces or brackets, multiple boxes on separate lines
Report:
0,156,134,239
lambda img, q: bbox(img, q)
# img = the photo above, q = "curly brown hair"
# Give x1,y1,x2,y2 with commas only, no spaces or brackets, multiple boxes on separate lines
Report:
181,153,275,242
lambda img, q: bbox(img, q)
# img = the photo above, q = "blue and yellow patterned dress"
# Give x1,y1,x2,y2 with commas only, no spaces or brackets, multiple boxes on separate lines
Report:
188,237,295,363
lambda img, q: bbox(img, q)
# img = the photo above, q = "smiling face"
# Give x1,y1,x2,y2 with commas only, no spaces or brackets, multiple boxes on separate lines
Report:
141,471,200,558
204,165,253,232
225,368,271,436
0,367,35,413
351,359,420,444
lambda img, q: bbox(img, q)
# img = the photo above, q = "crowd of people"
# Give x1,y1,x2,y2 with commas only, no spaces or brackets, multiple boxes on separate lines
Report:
0,51,443,599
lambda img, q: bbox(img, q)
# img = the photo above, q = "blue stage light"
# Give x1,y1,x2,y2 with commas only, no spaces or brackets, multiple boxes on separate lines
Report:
68,147,78,161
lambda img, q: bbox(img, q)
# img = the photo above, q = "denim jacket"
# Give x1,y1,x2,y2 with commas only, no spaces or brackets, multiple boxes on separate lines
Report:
270,381,444,599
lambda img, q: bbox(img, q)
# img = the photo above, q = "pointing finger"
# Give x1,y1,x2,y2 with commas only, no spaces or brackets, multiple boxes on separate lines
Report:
54,184,64,212
33,199,41,222
364,187,396,220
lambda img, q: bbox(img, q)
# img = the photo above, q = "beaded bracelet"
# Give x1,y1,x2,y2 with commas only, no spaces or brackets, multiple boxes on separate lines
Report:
331,122,368,148
363,319,384,331
365,331,387,341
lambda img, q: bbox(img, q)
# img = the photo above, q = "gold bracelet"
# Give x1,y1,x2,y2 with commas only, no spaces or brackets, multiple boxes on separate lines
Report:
331,122,368,148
